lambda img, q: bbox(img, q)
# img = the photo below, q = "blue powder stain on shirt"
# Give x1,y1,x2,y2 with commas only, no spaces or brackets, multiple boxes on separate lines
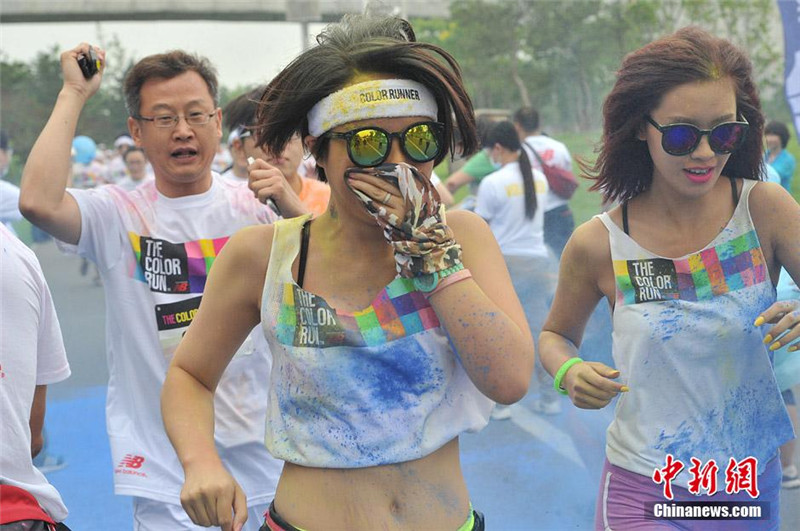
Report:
653,382,792,472
354,339,443,409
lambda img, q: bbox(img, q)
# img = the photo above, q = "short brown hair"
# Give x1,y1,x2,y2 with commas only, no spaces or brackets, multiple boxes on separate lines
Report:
123,51,219,117
588,26,764,203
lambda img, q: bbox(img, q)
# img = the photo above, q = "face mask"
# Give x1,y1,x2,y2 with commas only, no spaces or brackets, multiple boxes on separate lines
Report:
490,157,502,170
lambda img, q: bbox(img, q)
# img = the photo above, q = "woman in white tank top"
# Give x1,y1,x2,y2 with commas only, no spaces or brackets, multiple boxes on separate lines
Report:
161,14,535,531
539,27,800,530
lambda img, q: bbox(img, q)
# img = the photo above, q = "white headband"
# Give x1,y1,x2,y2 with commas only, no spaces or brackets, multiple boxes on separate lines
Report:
307,79,439,137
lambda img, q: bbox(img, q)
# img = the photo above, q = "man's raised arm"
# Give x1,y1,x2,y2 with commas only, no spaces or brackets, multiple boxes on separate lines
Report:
20,43,106,245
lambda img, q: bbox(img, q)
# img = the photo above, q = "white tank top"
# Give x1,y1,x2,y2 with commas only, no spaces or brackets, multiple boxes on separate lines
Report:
598,179,792,488
260,214,492,468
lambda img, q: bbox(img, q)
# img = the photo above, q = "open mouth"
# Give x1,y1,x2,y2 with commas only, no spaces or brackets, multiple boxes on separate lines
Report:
171,147,198,159
684,167,714,183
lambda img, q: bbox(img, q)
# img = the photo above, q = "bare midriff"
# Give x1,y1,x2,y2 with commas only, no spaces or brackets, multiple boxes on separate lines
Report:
272,438,471,530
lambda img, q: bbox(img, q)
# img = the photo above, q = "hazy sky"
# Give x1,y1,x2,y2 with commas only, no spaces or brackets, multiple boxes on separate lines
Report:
0,20,330,89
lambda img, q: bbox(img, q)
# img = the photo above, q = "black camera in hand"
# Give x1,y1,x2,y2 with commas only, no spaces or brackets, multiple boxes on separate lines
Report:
77,48,100,79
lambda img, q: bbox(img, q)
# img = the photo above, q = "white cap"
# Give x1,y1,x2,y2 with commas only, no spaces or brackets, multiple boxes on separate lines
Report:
114,135,135,148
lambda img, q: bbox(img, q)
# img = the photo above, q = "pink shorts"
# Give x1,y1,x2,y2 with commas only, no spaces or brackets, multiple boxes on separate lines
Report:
594,457,780,531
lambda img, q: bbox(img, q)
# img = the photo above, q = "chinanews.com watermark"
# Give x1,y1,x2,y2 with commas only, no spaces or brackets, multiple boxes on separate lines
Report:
646,454,770,521
646,501,768,521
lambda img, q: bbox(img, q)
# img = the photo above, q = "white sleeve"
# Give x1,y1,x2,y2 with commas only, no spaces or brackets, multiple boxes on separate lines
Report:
59,188,126,272
556,142,573,171
34,262,70,386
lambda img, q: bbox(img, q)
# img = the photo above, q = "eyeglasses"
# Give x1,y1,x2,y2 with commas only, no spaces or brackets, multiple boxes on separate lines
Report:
323,121,444,168
646,115,749,157
134,110,217,129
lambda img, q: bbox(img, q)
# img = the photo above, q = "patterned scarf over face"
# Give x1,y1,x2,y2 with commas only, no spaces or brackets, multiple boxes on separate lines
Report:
346,163,462,278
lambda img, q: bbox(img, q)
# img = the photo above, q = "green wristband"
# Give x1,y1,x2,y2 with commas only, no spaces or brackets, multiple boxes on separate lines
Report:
553,357,583,395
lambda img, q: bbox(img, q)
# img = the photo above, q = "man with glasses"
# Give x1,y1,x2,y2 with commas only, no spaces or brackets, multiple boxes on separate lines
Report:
20,44,304,530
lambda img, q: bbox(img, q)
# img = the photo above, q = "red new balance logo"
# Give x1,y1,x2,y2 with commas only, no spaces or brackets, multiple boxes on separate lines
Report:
118,454,145,469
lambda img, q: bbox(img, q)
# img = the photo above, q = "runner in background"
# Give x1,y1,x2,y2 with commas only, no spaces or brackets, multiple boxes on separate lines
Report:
224,87,331,215
117,146,153,191
475,121,557,421
513,106,576,259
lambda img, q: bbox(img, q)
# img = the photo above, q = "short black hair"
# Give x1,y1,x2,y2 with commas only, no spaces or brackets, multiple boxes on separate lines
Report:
512,107,540,134
123,146,146,162
765,121,791,149
223,86,266,134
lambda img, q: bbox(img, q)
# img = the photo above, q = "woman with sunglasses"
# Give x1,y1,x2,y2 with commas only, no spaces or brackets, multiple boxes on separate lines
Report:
161,14,533,531
539,27,800,530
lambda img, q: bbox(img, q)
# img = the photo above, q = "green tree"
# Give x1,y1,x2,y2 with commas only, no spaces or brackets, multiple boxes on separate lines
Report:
414,0,661,131
415,0,782,132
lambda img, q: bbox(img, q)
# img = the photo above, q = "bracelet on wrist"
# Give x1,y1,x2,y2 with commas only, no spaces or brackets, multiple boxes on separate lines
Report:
424,268,472,298
553,357,583,395
412,262,464,293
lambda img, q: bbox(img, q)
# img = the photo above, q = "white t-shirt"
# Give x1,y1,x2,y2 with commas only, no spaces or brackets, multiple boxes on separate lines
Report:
60,175,283,505
475,161,549,258
0,224,71,521
521,134,573,212
220,167,248,185
115,174,154,192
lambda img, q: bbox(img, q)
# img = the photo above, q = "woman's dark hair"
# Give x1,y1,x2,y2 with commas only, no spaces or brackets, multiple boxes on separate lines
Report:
486,121,537,219
765,121,791,149
587,26,764,203
476,115,496,148
223,85,266,134
254,14,478,182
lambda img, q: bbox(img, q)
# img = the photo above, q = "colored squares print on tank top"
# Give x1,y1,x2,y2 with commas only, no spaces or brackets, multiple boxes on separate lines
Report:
276,278,440,348
127,232,229,293
615,230,767,305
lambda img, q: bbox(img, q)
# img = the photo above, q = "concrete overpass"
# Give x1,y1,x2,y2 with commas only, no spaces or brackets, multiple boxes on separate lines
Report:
0,0,451,23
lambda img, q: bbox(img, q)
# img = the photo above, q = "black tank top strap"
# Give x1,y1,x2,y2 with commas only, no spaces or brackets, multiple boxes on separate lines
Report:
622,202,630,235
730,177,739,207
297,219,311,289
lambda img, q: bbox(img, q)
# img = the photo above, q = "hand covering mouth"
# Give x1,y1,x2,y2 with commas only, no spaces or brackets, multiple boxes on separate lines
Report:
171,147,198,159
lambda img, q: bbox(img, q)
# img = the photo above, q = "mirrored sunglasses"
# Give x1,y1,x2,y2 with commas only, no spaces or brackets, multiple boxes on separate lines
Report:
646,115,749,157
324,121,444,168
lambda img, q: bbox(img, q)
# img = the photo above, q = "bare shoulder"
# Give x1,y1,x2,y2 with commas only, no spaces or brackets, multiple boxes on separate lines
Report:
216,224,275,279
446,209,492,241
565,216,612,267
748,180,800,226
747,179,800,268
561,216,614,299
